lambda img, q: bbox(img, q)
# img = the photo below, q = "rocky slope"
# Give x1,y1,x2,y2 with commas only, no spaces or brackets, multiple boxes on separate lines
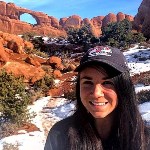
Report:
0,31,77,85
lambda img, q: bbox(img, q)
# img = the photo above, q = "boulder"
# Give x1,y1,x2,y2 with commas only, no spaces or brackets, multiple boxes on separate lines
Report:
25,56,41,67
0,41,9,63
53,69,62,78
2,61,45,83
46,56,62,69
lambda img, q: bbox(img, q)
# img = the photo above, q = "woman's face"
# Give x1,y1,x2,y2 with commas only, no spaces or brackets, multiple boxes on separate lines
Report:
79,67,118,119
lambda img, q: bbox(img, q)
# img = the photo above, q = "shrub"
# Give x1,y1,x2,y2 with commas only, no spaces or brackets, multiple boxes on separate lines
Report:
22,32,36,41
2,142,20,150
63,89,76,101
139,41,150,49
132,71,150,86
25,48,48,58
42,66,53,74
28,89,45,104
31,36,45,50
0,122,18,139
33,49,48,58
67,24,95,47
132,32,146,43
137,90,150,104
0,70,31,126
33,75,54,94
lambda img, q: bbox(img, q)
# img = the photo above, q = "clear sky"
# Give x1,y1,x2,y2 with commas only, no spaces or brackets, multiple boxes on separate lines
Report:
3,0,142,24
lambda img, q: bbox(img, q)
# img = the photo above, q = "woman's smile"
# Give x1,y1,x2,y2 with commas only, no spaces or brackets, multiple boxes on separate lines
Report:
89,101,108,106
89,100,109,112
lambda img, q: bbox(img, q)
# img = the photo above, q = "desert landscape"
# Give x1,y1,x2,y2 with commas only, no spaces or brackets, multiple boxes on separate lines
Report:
0,0,149,149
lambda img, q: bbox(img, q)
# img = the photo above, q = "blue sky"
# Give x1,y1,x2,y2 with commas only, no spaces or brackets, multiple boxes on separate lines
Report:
3,0,142,24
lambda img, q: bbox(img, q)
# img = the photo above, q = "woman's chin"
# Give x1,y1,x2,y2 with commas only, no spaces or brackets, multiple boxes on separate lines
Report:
90,112,109,119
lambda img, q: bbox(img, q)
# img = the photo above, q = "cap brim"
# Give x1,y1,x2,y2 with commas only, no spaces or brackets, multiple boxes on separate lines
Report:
74,60,124,73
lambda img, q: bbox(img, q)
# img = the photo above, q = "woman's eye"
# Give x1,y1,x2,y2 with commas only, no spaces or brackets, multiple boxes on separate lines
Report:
83,81,93,85
102,80,114,86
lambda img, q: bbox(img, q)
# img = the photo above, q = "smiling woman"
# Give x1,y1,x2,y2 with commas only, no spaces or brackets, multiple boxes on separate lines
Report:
45,46,150,150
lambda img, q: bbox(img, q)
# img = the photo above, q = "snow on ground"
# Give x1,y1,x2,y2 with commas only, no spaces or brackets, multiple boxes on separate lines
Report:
135,84,150,93
124,46,150,75
0,44,150,150
0,97,51,150
139,102,150,125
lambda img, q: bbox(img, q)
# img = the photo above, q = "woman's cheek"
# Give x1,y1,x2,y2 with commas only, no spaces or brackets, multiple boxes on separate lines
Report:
80,86,92,95
80,87,89,100
105,90,118,103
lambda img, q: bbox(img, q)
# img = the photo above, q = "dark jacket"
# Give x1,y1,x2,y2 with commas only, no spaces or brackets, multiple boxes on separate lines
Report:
44,116,75,150
44,115,150,150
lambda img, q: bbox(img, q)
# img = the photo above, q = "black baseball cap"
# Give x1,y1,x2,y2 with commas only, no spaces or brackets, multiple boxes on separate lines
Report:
75,46,129,73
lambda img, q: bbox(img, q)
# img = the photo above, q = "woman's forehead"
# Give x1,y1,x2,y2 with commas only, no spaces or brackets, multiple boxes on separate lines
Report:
79,66,108,79
78,63,121,79
79,65,107,74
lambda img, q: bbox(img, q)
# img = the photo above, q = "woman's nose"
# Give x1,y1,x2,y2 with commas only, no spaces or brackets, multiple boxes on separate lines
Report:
92,84,104,98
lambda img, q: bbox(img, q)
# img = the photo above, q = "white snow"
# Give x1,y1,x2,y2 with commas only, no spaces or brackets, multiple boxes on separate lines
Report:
0,44,150,150
124,46,150,75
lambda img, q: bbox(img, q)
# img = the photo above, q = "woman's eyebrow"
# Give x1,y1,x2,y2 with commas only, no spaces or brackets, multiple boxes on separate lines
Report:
80,76,92,80
102,77,111,80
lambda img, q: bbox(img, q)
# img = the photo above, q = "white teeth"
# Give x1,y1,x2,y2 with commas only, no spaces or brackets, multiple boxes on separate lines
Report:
91,101,107,106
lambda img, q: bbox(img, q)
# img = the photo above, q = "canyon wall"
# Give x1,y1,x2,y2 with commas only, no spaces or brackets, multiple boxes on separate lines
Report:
133,0,150,38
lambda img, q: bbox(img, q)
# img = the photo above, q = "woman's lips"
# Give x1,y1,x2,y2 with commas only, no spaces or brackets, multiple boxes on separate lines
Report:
89,101,108,106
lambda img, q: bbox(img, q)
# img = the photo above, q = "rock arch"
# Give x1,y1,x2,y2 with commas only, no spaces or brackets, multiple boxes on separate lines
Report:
0,1,135,37
0,1,51,26
19,12,39,25
18,9,51,25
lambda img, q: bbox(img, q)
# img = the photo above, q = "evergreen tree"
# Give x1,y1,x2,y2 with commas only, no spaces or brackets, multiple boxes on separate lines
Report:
0,70,31,126
100,19,146,49
67,24,95,46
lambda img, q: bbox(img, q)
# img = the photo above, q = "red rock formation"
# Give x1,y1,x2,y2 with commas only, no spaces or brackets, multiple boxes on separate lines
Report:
0,41,9,63
53,69,62,78
62,15,82,29
125,15,134,21
2,61,45,83
81,18,101,37
0,1,66,37
46,56,62,69
49,16,59,28
90,16,104,36
102,13,117,26
117,12,125,21
91,16,104,28
0,31,33,54
82,18,91,25
59,17,68,28
0,1,135,37
0,31,47,83
133,0,150,38
25,56,41,67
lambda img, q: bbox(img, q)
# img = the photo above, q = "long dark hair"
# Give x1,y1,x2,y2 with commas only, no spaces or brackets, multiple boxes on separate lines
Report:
68,64,149,150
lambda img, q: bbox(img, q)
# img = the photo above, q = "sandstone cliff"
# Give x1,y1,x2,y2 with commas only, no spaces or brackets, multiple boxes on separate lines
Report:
133,0,150,38
0,1,134,37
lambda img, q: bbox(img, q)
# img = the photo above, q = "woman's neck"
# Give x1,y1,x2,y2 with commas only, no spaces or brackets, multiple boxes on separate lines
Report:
94,111,116,140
